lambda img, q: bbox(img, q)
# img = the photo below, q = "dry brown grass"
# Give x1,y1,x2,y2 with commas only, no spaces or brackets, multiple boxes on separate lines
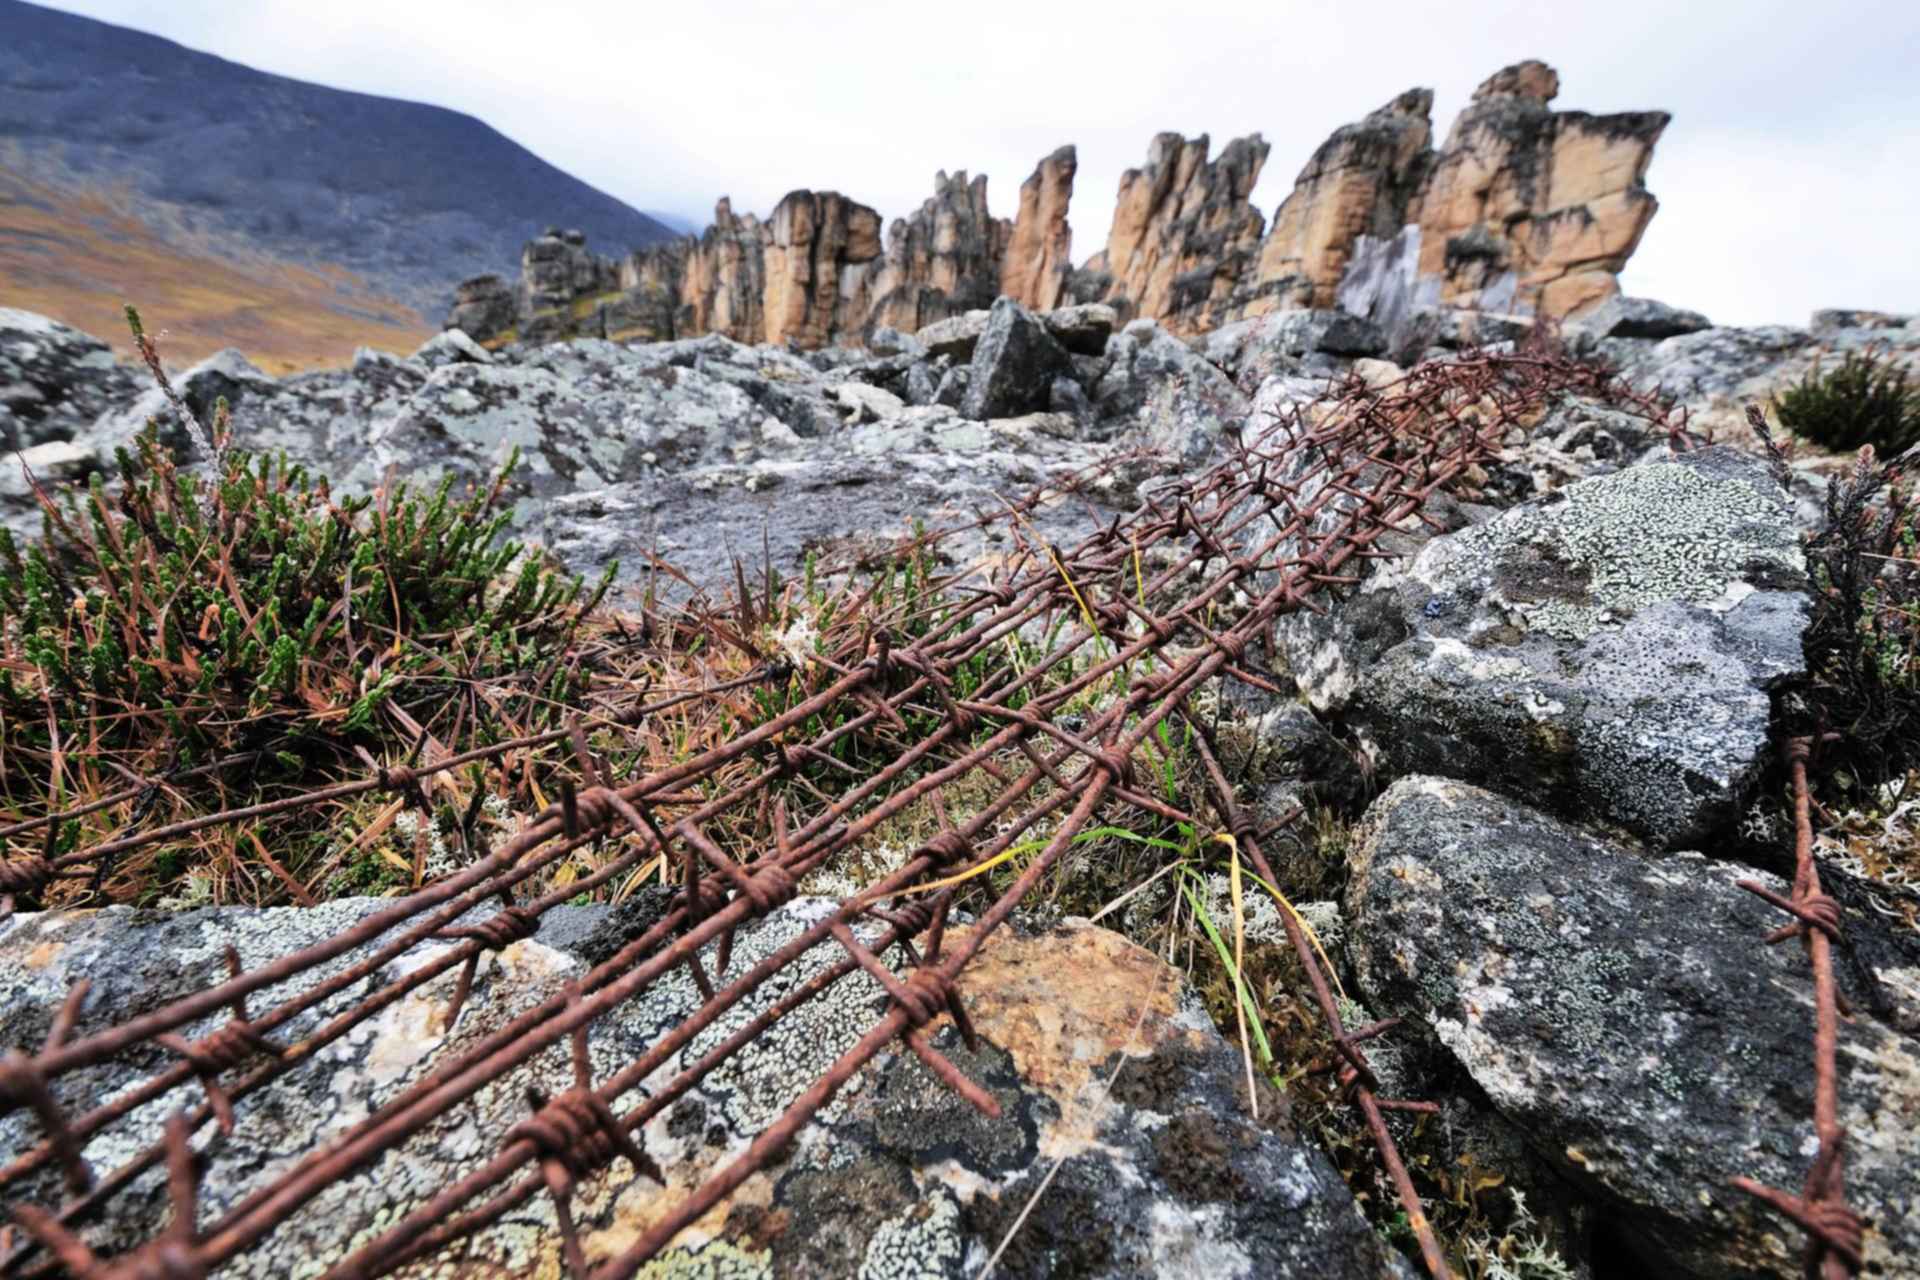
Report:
0,168,430,373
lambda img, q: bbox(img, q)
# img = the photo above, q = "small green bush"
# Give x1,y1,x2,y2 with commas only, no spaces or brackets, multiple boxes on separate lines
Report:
1772,348,1920,456
1,428,610,764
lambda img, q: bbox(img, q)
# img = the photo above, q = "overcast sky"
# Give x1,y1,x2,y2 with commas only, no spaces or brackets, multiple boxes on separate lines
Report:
38,0,1920,327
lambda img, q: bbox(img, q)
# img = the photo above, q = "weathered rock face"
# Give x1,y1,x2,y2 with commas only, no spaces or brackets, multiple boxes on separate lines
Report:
868,171,1012,334
1097,132,1272,334
669,197,769,344
445,62,1671,350
1403,61,1668,319
1249,90,1435,316
1298,446,1809,847
762,190,886,349
1000,145,1078,312
0,898,1404,1278
961,297,1072,420
519,227,620,345
444,273,519,344
1256,61,1667,347
1350,777,1920,1278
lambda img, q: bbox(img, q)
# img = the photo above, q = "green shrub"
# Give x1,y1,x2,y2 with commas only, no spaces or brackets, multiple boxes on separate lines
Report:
1,428,610,765
1772,348,1920,456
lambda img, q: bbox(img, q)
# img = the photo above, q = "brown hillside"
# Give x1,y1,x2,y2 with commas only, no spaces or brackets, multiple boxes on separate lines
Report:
0,168,430,373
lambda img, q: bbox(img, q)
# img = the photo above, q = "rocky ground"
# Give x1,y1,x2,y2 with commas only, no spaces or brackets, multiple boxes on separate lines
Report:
3,294,1919,1278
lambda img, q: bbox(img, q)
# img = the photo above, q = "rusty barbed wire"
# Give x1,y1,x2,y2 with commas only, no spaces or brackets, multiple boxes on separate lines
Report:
1733,737,1864,1278
0,349,1674,1280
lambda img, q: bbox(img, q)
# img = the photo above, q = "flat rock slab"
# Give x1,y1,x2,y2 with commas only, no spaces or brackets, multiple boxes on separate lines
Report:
1350,776,1920,1279
1341,446,1809,847
0,898,1400,1279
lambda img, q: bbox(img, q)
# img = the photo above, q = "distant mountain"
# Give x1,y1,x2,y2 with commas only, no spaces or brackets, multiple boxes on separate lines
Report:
643,209,701,236
0,0,676,366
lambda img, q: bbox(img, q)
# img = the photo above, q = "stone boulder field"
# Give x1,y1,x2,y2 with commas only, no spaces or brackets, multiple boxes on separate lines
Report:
4,56,1920,1280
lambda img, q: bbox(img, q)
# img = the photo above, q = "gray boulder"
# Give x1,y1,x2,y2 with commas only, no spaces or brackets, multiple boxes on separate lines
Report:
411,328,496,370
1603,326,1814,402
1197,310,1386,393
1810,308,1910,335
1324,447,1808,847
0,309,140,450
829,381,908,425
1350,776,1920,1279
344,354,771,523
1098,320,1251,463
1570,295,1712,340
0,898,1404,1279
1040,302,1119,356
866,325,926,358
0,439,98,513
961,298,1072,421
915,310,991,361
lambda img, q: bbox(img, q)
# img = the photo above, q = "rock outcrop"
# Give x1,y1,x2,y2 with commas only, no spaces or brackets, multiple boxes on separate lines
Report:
0,307,140,450
1092,132,1272,334
1249,89,1436,315
868,171,1012,333
999,145,1077,312
761,190,886,349
1404,61,1669,318
445,63,1669,352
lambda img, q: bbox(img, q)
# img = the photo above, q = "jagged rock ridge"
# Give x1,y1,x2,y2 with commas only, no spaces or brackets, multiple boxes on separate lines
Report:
451,62,1666,353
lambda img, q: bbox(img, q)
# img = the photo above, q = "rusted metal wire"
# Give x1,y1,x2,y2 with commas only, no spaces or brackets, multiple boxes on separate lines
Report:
0,350,1664,1279
1733,738,1864,1278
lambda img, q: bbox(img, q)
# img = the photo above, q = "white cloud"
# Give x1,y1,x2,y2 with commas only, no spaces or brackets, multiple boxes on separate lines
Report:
36,0,1920,326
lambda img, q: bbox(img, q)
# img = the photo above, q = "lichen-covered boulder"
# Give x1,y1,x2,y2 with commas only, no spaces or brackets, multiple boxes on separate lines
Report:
1599,325,1813,402
1349,776,1920,1279
340,345,774,524
0,308,141,451
1330,446,1808,847
0,898,1403,1279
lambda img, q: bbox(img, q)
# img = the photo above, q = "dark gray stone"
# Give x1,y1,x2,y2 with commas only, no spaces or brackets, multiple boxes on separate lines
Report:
1040,303,1118,356
1350,777,1920,1279
961,298,1072,421
0,308,141,452
1571,295,1712,340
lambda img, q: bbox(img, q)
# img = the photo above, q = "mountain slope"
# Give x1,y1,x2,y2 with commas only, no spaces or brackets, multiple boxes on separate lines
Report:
0,0,675,364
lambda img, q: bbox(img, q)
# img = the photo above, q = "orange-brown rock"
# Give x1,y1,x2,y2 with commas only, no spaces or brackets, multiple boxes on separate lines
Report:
1245,89,1434,315
1097,132,1271,334
867,170,1011,334
1000,145,1077,311
670,197,767,343
1234,61,1667,329
761,189,884,348
1406,61,1667,318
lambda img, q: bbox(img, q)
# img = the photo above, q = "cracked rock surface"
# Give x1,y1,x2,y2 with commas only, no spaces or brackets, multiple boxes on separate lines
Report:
1349,776,1920,1279
0,897,1401,1279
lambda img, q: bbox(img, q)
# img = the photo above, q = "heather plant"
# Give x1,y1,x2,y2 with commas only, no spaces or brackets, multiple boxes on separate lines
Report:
0,311,613,903
0,428,609,764
1771,347,1920,456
